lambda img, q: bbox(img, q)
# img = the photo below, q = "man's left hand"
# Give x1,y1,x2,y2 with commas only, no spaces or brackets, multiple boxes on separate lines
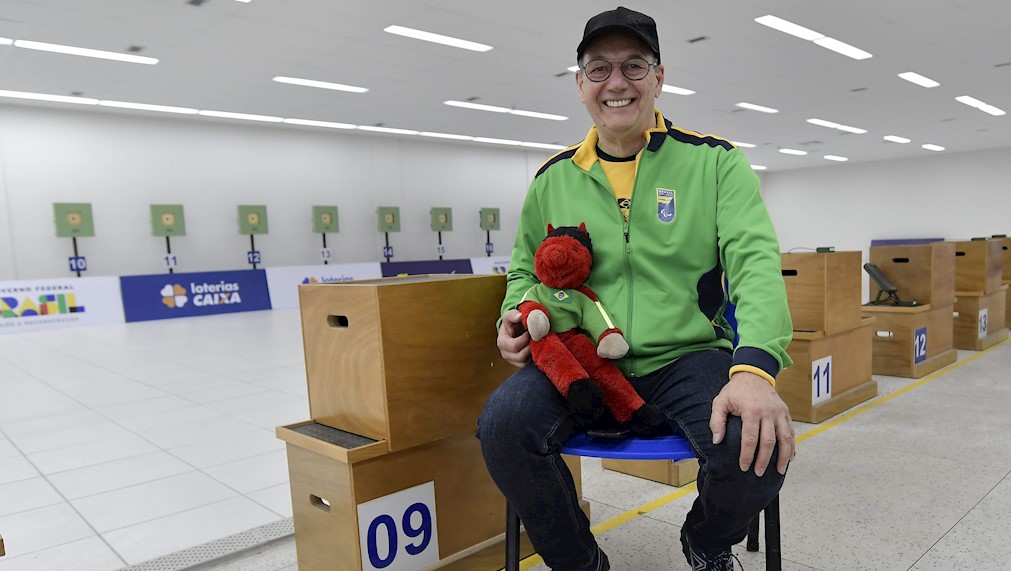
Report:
710,371,795,477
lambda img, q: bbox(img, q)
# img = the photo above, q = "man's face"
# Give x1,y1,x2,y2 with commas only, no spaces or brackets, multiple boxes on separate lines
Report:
576,33,664,144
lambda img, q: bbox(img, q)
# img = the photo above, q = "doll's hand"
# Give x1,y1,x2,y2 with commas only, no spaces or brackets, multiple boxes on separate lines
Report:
527,309,550,341
597,332,629,359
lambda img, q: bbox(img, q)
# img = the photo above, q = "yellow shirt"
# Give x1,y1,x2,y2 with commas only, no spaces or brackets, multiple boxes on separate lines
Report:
596,146,638,222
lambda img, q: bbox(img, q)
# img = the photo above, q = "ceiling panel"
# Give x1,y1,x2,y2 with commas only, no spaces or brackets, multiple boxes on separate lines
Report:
0,0,1008,172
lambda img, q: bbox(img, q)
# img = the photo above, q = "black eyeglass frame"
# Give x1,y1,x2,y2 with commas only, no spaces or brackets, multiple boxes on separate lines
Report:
579,56,659,82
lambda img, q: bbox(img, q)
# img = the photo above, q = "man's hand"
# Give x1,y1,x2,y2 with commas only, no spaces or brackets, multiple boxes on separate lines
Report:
497,309,532,368
710,370,795,477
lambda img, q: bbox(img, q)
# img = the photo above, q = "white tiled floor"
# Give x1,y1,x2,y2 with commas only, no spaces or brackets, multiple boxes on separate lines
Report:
0,310,307,570
2,310,1011,571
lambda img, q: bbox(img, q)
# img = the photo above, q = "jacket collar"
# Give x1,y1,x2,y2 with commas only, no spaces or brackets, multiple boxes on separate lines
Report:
572,109,669,171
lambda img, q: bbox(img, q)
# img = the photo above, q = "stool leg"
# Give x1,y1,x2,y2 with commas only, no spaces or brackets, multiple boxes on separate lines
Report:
764,495,781,571
506,501,520,571
746,514,760,552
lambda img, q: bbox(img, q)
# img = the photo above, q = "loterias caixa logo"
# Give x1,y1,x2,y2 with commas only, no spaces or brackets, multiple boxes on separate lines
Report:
160,280,242,309
1,283,85,328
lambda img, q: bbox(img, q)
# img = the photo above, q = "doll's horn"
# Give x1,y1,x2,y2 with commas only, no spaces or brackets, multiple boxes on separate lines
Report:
547,223,555,234
578,222,587,232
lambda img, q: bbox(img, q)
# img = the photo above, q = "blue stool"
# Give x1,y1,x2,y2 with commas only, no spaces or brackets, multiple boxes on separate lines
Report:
505,432,781,570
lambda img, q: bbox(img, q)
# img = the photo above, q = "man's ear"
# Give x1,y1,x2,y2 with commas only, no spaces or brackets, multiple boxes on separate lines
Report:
576,67,587,104
653,63,665,99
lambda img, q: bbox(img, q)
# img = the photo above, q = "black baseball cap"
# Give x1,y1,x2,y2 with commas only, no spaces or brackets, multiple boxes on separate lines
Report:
577,6,660,63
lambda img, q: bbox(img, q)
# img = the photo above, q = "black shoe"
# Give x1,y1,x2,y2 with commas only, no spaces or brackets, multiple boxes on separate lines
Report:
680,527,741,570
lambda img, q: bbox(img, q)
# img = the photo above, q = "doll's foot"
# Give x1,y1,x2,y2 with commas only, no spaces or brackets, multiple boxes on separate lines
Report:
567,379,605,424
627,404,666,436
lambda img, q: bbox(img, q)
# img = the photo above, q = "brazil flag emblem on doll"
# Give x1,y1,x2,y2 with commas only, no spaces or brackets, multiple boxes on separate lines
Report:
657,188,676,223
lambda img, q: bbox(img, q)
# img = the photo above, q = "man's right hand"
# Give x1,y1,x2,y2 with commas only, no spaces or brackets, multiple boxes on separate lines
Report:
497,309,531,367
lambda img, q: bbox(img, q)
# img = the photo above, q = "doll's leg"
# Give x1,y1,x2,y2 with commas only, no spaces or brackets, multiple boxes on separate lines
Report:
563,333,664,433
531,332,605,423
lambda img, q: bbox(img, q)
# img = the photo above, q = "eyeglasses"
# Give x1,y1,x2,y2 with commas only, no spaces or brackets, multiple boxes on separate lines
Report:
580,57,658,82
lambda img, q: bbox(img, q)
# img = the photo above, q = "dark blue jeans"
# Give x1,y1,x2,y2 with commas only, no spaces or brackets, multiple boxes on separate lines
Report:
477,349,786,570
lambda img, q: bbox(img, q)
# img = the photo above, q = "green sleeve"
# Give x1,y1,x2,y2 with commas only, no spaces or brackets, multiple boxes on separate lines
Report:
716,149,793,374
499,179,547,327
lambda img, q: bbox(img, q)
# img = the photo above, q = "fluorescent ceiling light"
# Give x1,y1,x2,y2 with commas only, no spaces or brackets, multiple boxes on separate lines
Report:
751,165,767,171
732,141,756,148
474,137,522,146
662,85,695,95
420,131,474,140
835,124,867,134
883,135,911,143
521,142,566,150
445,100,510,113
898,72,939,88
384,25,492,52
235,0,251,3
807,118,840,129
813,37,872,60
823,155,848,161
283,118,356,129
273,76,368,93
445,100,567,121
956,95,1006,116
779,148,807,155
198,110,283,122
14,39,158,64
568,65,580,73
736,102,778,114
0,89,98,105
0,37,13,45
509,109,567,121
358,125,419,135
922,144,945,152
98,100,198,114
754,15,823,41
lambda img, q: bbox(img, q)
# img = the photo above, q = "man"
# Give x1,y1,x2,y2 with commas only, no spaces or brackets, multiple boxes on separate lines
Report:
478,6,795,571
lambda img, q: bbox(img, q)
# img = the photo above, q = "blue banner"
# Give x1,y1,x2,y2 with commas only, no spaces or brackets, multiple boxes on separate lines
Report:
120,269,272,322
381,259,474,277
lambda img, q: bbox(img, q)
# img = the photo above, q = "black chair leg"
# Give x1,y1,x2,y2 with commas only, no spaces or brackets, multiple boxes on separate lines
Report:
746,513,760,552
506,501,520,571
764,495,781,571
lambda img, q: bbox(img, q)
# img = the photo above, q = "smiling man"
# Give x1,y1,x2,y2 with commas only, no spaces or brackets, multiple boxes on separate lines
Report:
478,6,795,570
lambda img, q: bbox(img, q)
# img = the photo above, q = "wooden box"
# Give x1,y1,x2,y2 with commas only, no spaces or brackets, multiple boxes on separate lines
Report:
777,317,878,423
1005,281,1011,327
602,457,699,487
861,304,956,378
868,243,955,306
298,274,510,453
278,421,583,571
1000,238,1011,281
952,239,1003,295
781,251,862,334
954,286,1009,351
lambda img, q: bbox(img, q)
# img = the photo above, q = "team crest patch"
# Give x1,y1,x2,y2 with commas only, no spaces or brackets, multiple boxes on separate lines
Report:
657,188,676,222
552,290,572,303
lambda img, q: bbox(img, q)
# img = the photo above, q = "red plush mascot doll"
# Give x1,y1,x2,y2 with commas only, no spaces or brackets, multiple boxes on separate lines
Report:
517,223,664,434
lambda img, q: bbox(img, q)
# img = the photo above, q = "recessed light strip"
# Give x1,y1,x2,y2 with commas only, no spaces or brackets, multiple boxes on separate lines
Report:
272,76,368,93
13,39,158,64
922,144,945,152
883,135,911,144
0,89,576,152
898,71,939,88
823,155,848,161
0,37,13,46
956,95,1006,116
779,148,807,156
807,118,867,134
661,85,695,96
732,141,756,148
736,102,778,114
383,25,492,52
755,15,872,60
444,100,567,121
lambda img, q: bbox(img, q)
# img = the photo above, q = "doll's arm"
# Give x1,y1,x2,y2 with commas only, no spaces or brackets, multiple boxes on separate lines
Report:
518,300,550,341
574,286,628,358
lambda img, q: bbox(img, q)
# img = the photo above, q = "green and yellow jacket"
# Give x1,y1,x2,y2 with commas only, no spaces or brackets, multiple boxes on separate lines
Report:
502,110,793,382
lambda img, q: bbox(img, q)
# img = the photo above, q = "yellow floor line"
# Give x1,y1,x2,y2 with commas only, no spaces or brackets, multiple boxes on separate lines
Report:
512,339,1008,569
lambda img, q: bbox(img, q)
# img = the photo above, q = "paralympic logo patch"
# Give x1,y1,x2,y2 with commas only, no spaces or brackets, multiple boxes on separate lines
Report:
657,188,676,223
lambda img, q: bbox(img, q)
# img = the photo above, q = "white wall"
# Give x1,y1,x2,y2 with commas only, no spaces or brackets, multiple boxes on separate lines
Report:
763,147,1011,300
0,104,548,280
